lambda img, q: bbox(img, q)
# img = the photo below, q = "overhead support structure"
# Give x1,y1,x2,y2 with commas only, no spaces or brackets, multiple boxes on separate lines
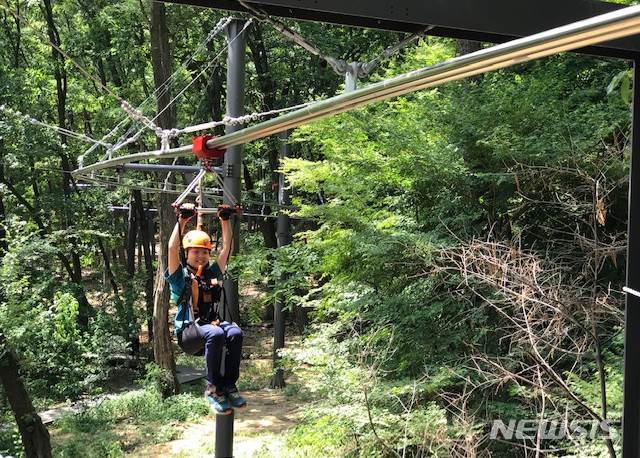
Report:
236,0,428,92
166,0,640,59
199,5,640,148
213,20,247,458
72,5,640,178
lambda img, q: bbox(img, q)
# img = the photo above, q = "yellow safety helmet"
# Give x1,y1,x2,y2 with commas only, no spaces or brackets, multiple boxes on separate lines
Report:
182,230,213,250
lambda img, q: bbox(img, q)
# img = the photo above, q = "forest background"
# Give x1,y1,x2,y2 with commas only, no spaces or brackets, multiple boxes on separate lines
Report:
0,0,636,456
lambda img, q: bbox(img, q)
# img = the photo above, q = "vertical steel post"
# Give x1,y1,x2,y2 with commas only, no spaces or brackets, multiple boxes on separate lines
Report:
213,19,247,458
277,132,292,242
344,62,360,92
623,60,640,457
215,410,235,458
223,19,247,324
271,131,292,388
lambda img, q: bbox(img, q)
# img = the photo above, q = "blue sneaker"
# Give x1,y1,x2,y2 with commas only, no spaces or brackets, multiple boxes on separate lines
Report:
225,386,247,408
205,386,232,414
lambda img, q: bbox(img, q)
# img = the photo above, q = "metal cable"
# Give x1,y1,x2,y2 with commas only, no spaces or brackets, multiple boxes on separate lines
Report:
131,19,254,144
82,18,231,163
0,104,110,147
238,0,346,74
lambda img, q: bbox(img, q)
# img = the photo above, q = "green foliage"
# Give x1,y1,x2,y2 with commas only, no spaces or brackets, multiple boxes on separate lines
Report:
53,386,209,457
57,388,209,434
280,318,474,456
137,362,175,398
0,424,23,458
269,41,630,456
285,412,354,457
55,431,125,458
0,1,634,455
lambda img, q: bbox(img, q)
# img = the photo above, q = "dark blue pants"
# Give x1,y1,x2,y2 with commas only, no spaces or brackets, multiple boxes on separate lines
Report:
200,321,243,389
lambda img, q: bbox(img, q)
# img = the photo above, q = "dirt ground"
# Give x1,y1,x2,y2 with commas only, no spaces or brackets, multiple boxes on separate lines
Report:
134,389,302,457
131,324,304,457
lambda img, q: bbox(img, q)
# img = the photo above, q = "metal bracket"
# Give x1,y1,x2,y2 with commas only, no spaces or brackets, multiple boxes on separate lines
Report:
172,168,207,207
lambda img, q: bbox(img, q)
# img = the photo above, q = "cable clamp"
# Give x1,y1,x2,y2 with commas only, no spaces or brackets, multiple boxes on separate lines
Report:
192,135,226,161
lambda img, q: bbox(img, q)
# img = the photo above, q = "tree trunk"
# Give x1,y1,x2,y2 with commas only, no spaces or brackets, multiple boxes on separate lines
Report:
270,293,286,388
248,24,281,249
42,0,91,326
0,333,51,458
0,146,8,257
204,66,225,137
455,39,482,56
2,0,25,67
152,192,178,395
41,0,71,195
150,1,176,129
0,193,7,257
293,304,309,333
248,24,277,111
151,218,157,259
150,0,179,394
126,192,140,356
97,238,119,294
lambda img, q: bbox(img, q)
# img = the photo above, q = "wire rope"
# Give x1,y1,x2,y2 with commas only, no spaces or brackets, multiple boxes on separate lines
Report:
130,19,254,141
73,170,298,210
0,104,110,147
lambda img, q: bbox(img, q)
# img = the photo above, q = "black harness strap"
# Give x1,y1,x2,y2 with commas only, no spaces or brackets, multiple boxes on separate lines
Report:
177,265,224,323
176,210,233,324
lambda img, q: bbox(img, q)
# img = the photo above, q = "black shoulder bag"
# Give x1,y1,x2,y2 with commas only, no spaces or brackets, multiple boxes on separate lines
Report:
177,315,205,356
175,272,205,355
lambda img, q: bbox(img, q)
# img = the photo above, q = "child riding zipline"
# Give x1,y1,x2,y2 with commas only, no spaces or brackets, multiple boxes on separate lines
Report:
165,203,246,414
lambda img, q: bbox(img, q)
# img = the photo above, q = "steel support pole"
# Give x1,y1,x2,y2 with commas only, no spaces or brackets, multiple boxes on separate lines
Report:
623,60,640,457
215,410,234,458
223,19,247,324
344,62,360,92
277,132,293,236
270,131,292,388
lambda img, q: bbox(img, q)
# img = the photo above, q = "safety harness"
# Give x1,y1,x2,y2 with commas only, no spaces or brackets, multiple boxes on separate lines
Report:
174,207,233,355
176,264,227,325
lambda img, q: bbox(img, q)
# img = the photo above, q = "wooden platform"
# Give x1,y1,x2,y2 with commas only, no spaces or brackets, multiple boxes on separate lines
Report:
176,364,206,384
37,366,205,425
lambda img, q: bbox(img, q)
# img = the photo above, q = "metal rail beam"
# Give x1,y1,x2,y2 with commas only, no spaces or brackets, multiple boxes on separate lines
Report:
164,0,640,58
70,5,640,177
120,163,222,174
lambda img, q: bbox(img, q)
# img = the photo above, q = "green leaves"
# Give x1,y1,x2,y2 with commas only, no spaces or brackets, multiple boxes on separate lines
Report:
52,291,81,344
607,68,633,104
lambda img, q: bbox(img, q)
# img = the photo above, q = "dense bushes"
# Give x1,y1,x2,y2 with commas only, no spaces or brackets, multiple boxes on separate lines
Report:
267,47,631,456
